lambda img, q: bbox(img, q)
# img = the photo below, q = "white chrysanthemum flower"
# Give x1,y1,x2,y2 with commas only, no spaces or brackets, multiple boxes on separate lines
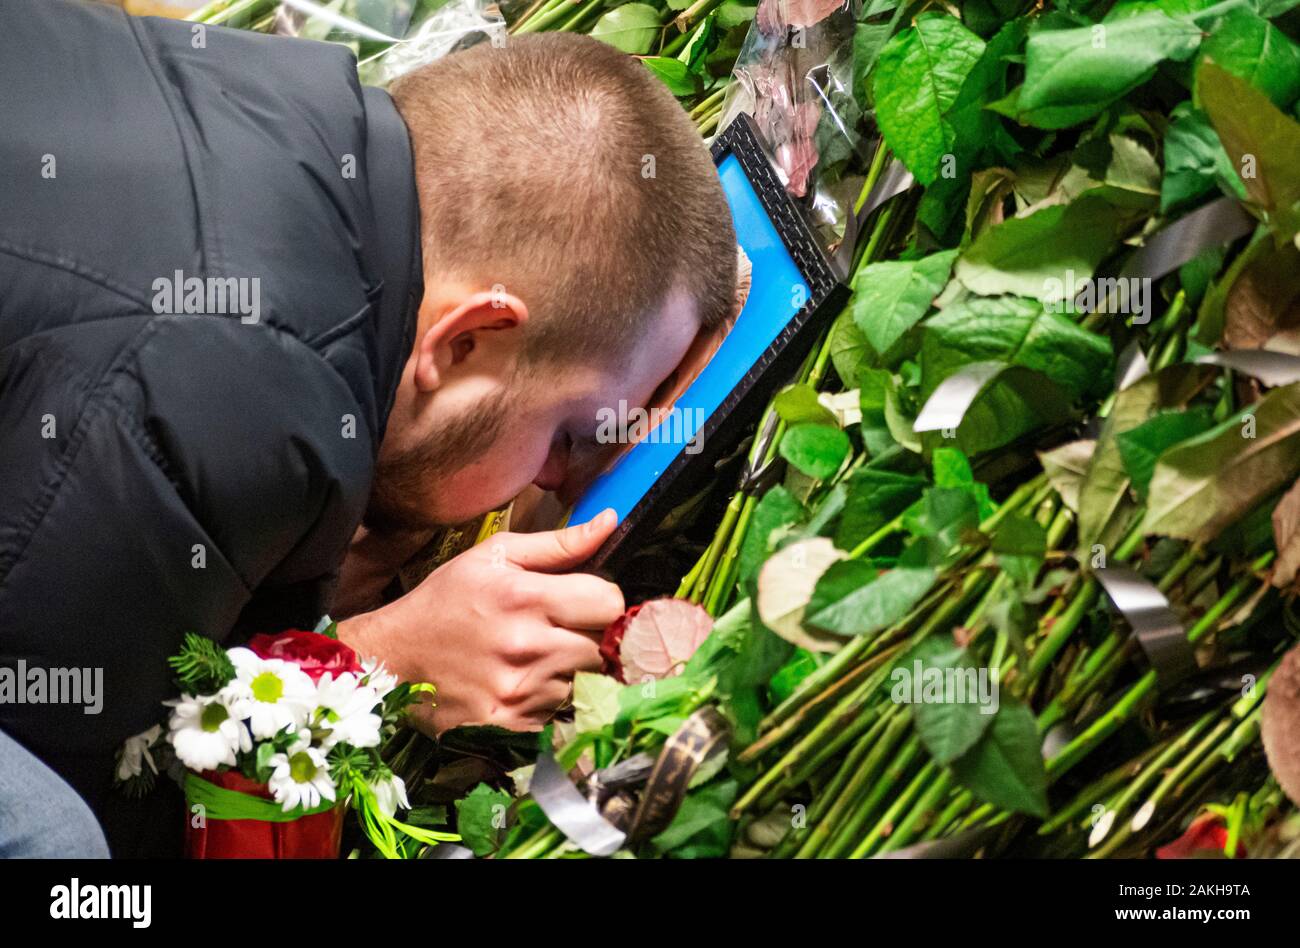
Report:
267,742,336,813
369,773,410,820
222,647,316,740
315,672,382,749
359,657,399,697
117,724,163,781
166,695,250,772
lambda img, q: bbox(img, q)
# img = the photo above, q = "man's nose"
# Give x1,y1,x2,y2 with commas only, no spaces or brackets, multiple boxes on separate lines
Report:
532,440,570,493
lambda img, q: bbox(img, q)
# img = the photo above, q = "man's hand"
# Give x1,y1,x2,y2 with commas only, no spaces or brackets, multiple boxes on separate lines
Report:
337,509,624,734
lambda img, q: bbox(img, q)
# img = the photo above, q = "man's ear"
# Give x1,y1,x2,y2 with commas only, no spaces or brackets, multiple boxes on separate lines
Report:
412,288,528,392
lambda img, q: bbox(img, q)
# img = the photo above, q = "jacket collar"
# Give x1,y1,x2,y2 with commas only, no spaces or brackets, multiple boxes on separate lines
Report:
361,85,423,436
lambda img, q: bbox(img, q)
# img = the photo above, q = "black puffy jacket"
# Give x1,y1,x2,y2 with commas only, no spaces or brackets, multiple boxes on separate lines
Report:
0,0,421,855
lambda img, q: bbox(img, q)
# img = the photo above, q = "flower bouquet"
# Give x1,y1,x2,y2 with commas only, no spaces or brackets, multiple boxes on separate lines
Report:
119,626,458,858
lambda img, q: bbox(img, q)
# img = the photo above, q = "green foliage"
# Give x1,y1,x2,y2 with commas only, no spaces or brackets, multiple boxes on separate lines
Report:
779,424,851,480
950,700,1049,818
455,783,513,857
168,632,236,694
851,250,958,359
896,634,995,765
873,14,986,185
1013,12,1202,128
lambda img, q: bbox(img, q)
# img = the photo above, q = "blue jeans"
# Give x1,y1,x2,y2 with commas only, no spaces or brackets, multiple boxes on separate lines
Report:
0,729,109,858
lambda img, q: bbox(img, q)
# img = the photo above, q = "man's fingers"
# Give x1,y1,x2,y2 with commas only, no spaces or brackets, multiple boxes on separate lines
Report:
537,573,625,630
502,509,617,572
542,628,603,678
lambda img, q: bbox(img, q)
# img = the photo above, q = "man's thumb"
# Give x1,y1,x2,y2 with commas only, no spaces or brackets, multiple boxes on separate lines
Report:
506,508,617,572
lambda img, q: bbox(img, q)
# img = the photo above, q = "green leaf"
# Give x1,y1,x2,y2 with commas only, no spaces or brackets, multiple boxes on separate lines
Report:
1105,0,1218,20
872,13,986,185
642,56,699,97
857,368,898,455
1038,438,1096,513
1077,363,1216,551
681,14,720,73
712,600,793,696
590,4,661,54
904,487,981,554
1161,103,1250,213
1195,227,1271,346
804,481,848,538
992,512,1048,557
768,648,821,705
835,468,927,550
739,487,804,586
930,365,1076,457
807,559,879,618
1249,0,1300,14
945,17,1030,168
894,635,996,765
1143,382,1300,542
615,673,712,738
1200,58,1300,236
1196,9,1300,111
852,21,893,107
756,539,851,653
851,250,958,357
932,447,997,519
954,195,1127,300
992,513,1047,588
920,297,1113,402
806,554,937,637
829,308,874,387
650,779,737,858
1015,12,1202,128
455,784,512,857
254,741,276,783
950,700,1048,818
572,671,622,736
779,424,851,480
1115,408,1216,498
717,0,757,29
774,384,839,427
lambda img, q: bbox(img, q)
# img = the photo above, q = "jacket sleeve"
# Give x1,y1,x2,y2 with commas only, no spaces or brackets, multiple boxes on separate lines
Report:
0,314,375,818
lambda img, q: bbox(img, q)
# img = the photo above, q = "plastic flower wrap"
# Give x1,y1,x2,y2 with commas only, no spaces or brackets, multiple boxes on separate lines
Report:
715,0,864,249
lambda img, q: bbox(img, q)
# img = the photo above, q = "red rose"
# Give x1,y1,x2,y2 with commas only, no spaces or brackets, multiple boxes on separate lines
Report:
246,630,363,682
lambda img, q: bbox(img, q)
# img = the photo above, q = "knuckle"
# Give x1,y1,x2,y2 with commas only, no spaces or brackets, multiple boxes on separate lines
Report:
494,670,530,707
500,627,535,664
499,574,538,610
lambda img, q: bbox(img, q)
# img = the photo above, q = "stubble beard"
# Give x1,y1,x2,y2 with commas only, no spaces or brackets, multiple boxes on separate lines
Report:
365,389,512,535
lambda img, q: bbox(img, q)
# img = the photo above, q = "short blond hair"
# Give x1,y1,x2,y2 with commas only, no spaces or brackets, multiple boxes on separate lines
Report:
391,33,737,364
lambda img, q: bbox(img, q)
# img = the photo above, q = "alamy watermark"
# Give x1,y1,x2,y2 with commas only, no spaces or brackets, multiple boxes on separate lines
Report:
0,661,103,714
1042,269,1152,325
50,878,150,928
890,659,999,714
595,399,705,455
152,269,261,324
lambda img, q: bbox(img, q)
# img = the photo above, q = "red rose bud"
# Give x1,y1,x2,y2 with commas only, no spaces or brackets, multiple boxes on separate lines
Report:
600,598,714,685
1156,812,1245,860
600,604,642,683
246,629,363,682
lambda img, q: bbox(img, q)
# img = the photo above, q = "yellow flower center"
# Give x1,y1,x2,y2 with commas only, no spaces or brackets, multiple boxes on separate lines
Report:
288,751,317,784
250,671,284,704
200,702,229,732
